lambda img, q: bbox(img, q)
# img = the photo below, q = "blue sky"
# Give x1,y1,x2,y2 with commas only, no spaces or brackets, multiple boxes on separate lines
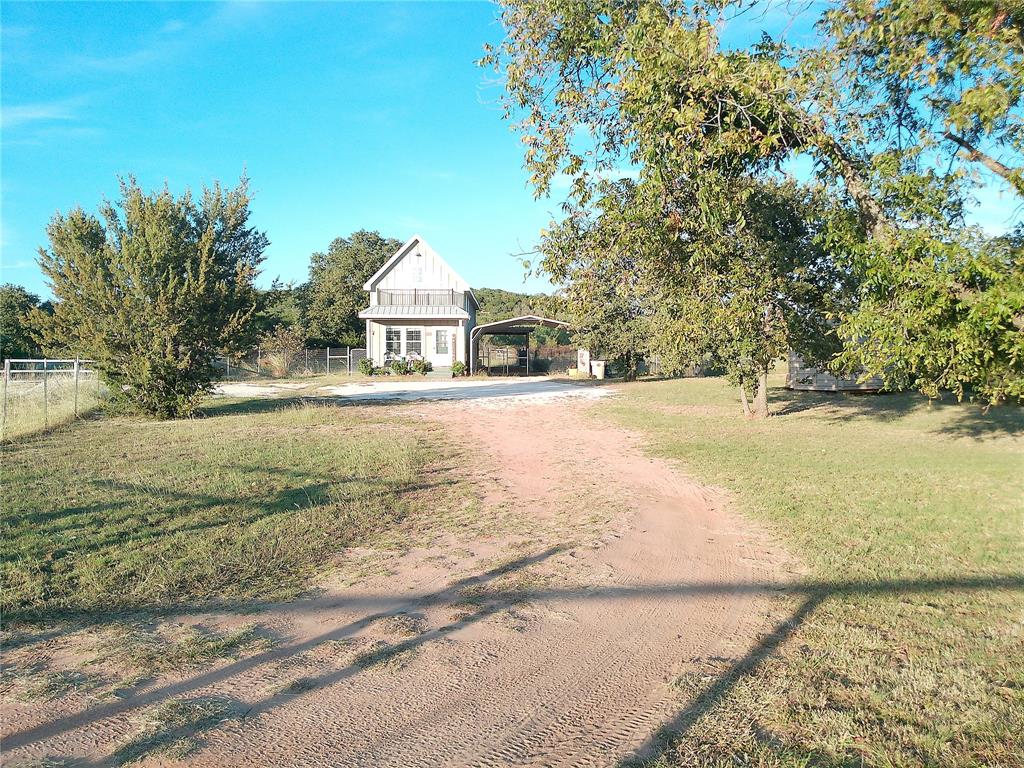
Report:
2,1,1018,300
2,1,562,298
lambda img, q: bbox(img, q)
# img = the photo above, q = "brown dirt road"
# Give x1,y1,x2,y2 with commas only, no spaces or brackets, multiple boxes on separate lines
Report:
2,396,795,767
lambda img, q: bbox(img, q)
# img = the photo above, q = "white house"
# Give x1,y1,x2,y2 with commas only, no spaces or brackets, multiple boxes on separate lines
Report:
359,235,479,369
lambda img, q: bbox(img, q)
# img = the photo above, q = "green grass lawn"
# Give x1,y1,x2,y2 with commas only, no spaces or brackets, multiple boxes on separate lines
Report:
603,377,1024,768
1,398,466,621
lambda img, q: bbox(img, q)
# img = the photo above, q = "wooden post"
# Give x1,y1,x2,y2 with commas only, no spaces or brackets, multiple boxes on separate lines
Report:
327,347,331,374
347,346,351,376
256,346,261,376
73,356,80,418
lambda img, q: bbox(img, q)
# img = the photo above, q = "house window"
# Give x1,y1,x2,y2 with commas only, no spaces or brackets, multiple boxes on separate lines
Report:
385,327,401,356
435,330,449,355
406,329,422,356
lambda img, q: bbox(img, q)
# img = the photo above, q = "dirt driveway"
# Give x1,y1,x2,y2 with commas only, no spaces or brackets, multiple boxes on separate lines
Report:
3,393,793,767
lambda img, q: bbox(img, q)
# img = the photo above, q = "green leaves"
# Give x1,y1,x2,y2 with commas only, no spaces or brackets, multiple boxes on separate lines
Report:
301,230,402,347
36,176,267,418
486,0,1024,405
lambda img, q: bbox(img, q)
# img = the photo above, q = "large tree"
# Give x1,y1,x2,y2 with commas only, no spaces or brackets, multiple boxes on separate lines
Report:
36,176,266,418
0,284,46,361
302,230,403,347
484,0,1024,405
542,176,853,406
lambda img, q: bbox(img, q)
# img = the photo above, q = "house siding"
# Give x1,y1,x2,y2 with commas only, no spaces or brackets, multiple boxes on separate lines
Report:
374,244,468,292
786,351,884,392
368,318,464,367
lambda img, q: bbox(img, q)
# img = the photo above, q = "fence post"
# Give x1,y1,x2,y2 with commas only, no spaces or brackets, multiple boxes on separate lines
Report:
327,347,331,375
73,356,80,418
1,359,9,441
256,346,261,376
305,348,309,373
347,346,351,376
42,359,49,429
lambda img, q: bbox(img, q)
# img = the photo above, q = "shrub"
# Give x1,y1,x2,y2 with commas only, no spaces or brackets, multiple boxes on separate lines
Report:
451,360,467,377
389,359,412,376
411,359,433,376
259,325,305,378
358,357,375,376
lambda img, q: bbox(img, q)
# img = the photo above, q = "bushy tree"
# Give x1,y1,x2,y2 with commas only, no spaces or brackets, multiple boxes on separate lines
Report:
302,230,402,346
255,278,305,336
0,284,45,361
36,176,267,418
484,0,1024,405
541,176,852,407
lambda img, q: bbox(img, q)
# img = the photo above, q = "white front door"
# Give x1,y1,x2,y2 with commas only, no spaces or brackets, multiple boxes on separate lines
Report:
430,328,452,367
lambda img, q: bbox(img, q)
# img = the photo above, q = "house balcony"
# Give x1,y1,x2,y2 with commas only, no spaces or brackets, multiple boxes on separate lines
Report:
375,289,470,310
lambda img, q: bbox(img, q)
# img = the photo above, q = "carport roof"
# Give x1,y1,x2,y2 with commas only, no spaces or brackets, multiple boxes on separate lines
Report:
471,314,570,335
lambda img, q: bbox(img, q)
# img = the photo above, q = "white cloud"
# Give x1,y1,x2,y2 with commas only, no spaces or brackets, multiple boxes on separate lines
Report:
160,19,188,34
0,99,79,129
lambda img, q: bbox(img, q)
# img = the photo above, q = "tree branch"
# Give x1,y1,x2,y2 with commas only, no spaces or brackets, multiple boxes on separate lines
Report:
944,130,1024,196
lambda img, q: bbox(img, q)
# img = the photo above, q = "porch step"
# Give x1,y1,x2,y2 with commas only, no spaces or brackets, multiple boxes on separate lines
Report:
424,367,453,379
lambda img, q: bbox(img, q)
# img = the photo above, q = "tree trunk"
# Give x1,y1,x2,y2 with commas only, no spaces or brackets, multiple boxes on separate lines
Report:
751,369,770,419
738,385,751,417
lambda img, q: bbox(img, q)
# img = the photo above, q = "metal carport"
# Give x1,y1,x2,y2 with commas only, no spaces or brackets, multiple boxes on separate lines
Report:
469,315,570,376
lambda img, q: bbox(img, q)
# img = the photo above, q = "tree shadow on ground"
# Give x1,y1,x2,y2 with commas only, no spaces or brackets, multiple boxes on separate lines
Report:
617,572,1024,767
768,386,1023,438
4,460,458,626
4,551,1020,764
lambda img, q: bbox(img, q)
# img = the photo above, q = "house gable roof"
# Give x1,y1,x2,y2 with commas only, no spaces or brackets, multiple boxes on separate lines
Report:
363,235,479,309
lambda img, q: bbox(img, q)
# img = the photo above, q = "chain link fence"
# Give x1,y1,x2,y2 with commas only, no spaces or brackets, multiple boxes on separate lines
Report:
214,347,368,380
1,358,106,442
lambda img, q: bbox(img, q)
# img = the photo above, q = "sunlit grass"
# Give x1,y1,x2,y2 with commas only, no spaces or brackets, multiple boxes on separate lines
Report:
1,399,457,618
605,376,1023,767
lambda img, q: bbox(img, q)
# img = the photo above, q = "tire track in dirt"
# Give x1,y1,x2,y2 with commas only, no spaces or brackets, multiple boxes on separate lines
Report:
2,396,794,767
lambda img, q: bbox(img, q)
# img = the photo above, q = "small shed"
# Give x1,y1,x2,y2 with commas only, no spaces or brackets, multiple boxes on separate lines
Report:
469,315,571,375
786,351,884,392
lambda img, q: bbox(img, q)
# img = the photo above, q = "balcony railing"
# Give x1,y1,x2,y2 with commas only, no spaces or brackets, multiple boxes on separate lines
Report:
376,289,467,308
